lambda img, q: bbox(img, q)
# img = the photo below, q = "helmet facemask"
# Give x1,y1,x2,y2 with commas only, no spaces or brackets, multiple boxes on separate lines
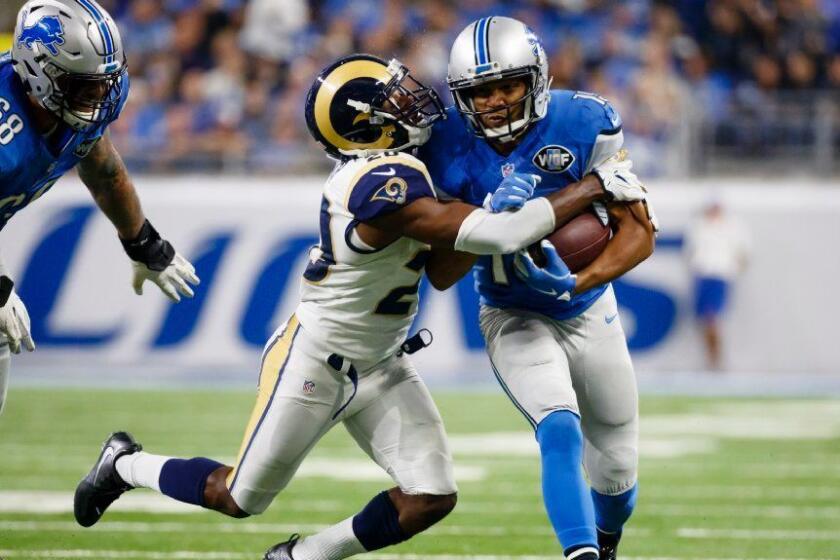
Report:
450,67,544,142
340,59,445,156
43,62,127,131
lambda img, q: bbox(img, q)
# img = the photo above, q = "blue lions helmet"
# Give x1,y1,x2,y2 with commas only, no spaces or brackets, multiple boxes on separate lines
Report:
11,0,127,130
448,16,551,142
305,54,445,159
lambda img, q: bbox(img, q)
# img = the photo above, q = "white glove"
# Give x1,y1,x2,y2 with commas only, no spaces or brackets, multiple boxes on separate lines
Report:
0,290,35,354
593,151,647,202
132,252,200,302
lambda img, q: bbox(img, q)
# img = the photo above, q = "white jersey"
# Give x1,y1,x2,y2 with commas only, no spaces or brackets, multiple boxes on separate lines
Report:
296,152,436,363
684,214,750,280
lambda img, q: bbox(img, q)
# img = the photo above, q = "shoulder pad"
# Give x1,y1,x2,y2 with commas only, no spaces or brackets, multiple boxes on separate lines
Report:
346,154,436,221
551,90,622,142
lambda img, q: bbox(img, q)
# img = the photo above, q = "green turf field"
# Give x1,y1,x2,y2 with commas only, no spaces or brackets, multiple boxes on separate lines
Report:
0,388,838,559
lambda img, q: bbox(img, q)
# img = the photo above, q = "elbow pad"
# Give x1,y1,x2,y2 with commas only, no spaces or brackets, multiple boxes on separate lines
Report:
454,198,556,255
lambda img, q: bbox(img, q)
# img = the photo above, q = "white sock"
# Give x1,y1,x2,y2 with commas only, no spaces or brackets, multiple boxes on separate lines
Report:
292,517,366,560
115,451,172,492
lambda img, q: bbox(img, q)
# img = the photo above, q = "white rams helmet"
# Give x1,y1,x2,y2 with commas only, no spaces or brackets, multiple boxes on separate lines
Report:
11,0,127,130
447,16,551,142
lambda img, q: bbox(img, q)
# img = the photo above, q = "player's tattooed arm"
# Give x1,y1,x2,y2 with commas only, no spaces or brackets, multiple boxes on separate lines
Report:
77,132,145,240
573,201,655,293
359,175,605,253
77,134,198,301
425,248,478,291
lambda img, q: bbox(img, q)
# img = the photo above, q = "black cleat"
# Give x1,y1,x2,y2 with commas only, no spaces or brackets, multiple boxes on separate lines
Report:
597,529,622,560
74,431,142,527
264,534,300,560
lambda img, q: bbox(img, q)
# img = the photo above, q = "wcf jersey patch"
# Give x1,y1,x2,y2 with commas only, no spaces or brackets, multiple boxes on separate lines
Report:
532,145,575,173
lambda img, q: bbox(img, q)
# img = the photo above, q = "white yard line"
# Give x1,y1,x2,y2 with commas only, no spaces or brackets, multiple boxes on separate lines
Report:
677,528,840,541
12,518,840,542
0,491,346,515
641,484,840,501
0,520,563,537
0,552,249,559
645,503,840,520
3,491,840,520
0,551,837,560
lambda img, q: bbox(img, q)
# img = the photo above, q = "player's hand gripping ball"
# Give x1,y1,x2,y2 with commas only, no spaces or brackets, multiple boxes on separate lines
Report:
593,150,647,202
514,240,576,301
529,209,611,273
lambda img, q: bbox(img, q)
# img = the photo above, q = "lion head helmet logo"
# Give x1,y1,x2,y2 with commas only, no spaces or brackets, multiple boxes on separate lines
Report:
18,15,66,57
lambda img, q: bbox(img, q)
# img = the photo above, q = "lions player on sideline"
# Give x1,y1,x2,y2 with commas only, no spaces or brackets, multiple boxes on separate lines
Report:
417,17,657,560
73,55,644,560
0,0,199,415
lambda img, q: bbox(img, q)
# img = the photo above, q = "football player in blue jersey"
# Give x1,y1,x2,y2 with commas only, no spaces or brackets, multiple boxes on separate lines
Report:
417,17,658,560
0,0,199,414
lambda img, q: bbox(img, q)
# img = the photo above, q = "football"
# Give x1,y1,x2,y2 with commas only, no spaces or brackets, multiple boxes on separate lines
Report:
529,210,610,273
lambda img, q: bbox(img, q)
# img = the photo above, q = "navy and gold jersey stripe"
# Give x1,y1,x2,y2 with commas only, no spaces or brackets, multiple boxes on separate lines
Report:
226,316,301,490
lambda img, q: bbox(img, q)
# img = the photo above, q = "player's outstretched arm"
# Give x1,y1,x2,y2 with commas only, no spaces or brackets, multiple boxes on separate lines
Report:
77,132,145,240
362,175,607,255
573,201,655,293
77,134,200,302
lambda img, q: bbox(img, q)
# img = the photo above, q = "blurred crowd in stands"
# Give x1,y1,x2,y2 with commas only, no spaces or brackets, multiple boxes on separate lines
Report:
4,0,840,174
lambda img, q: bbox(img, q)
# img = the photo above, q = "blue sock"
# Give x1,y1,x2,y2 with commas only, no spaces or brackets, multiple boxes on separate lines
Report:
592,483,638,534
158,457,224,507
536,410,598,555
352,491,407,551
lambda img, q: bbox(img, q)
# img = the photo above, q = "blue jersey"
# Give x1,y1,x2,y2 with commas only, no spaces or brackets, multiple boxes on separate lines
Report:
417,89,623,320
0,53,127,230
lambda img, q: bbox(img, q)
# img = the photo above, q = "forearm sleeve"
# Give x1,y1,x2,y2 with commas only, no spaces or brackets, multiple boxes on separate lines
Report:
454,197,556,255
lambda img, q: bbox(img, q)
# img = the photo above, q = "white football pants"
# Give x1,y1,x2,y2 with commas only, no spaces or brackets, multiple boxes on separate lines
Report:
479,285,638,495
226,315,457,514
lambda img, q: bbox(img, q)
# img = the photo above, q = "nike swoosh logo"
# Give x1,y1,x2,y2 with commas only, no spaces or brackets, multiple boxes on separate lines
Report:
371,167,396,177
94,447,115,483
533,287,559,297
532,287,571,301
605,313,618,324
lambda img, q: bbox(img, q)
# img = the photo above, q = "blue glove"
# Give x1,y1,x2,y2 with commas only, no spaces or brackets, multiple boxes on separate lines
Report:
513,240,576,301
484,172,541,213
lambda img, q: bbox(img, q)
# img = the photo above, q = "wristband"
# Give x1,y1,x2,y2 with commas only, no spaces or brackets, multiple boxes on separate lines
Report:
120,219,175,272
0,275,13,307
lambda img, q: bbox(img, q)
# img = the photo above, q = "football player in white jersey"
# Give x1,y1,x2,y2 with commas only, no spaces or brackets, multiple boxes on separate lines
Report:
73,55,646,560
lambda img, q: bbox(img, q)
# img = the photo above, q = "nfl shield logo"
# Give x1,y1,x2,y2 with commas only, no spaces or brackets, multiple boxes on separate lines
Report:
501,163,515,177
302,380,316,395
